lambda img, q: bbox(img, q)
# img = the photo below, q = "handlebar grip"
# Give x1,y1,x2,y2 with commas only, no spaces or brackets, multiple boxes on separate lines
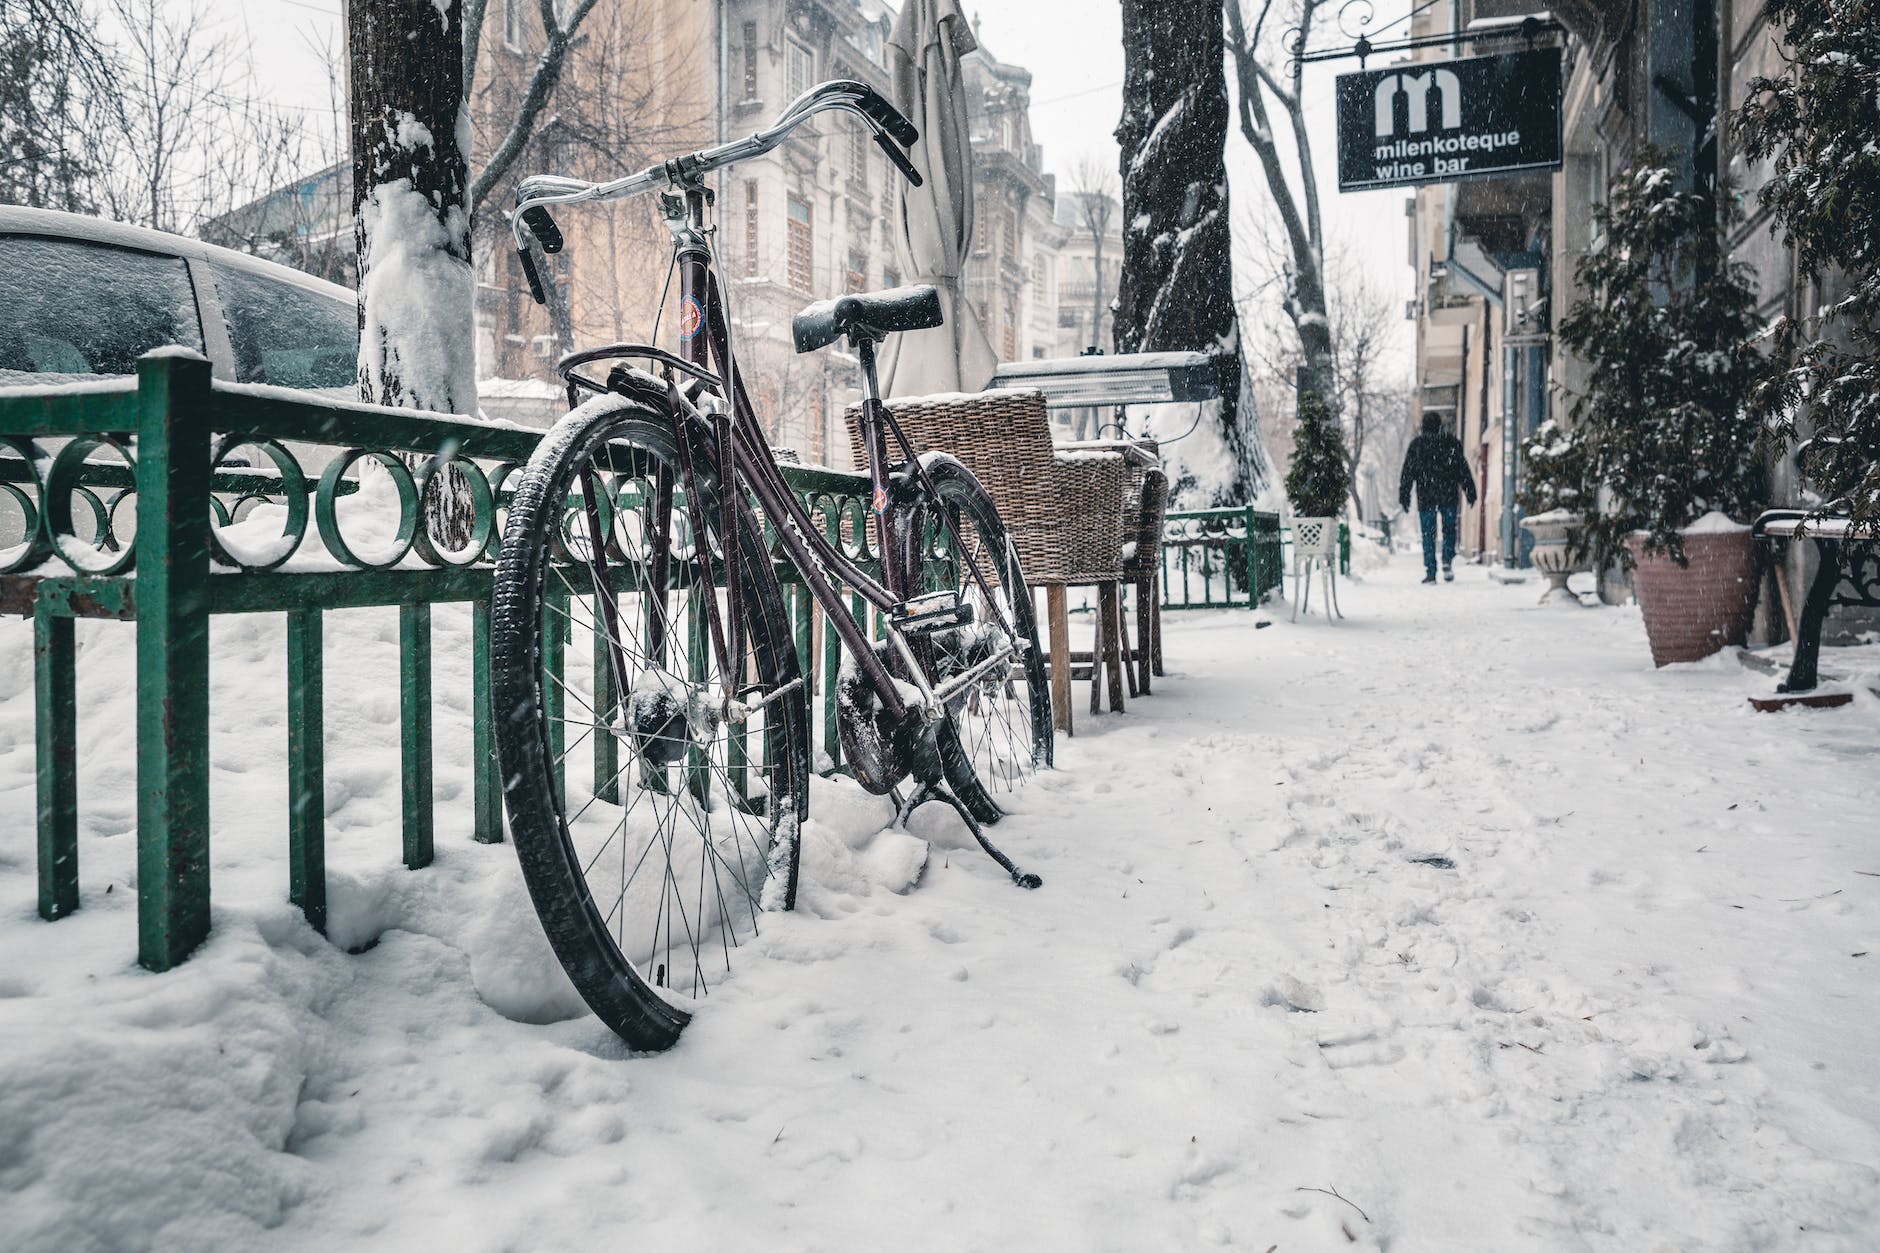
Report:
854,87,919,148
517,246,549,306
873,131,924,188
520,204,564,254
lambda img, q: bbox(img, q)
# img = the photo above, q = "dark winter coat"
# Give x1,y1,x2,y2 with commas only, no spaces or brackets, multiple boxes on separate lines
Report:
1398,432,1478,512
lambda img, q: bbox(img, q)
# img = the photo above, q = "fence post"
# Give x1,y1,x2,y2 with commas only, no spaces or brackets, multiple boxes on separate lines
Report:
471,599,503,841
400,602,433,869
134,349,214,972
286,608,325,932
35,601,77,920
591,593,619,805
1243,507,1257,607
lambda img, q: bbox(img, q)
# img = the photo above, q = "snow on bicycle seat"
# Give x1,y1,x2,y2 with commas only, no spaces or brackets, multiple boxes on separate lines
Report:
792,284,943,353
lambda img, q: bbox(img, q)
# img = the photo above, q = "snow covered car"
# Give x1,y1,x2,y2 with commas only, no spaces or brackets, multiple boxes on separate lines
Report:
0,205,357,390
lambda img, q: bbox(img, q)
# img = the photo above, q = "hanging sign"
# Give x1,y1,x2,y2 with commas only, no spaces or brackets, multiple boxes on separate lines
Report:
1335,47,1562,192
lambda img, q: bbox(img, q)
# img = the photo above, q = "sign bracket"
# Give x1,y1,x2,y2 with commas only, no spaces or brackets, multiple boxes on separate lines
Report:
1292,11,1564,69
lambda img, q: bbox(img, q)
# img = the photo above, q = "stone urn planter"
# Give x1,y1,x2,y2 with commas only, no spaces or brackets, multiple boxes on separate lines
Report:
1625,513,1758,667
1518,509,1586,604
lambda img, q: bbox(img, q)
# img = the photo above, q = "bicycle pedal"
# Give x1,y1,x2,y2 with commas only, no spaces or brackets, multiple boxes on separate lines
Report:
891,591,975,636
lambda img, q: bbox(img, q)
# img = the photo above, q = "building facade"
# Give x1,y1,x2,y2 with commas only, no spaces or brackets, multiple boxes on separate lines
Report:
482,0,1072,464
1404,0,1819,589
225,0,1073,460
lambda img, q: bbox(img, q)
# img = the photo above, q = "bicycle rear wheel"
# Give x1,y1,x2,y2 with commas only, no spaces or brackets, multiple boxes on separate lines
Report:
904,453,1054,823
492,393,808,1051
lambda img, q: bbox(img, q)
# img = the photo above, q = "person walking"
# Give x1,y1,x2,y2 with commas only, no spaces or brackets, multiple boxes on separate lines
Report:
1398,413,1477,583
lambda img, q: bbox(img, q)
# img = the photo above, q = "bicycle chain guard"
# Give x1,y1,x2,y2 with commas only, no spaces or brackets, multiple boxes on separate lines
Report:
834,642,941,796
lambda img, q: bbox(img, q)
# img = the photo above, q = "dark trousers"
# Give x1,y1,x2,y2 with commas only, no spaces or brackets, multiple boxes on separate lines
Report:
1419,505,1459,576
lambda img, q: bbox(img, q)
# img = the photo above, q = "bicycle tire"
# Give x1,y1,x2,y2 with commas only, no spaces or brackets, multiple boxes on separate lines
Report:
904,453,1054,823
492,392,809,1051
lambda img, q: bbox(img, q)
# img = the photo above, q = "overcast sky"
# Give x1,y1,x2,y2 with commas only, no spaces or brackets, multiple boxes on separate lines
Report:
193,0,1414,363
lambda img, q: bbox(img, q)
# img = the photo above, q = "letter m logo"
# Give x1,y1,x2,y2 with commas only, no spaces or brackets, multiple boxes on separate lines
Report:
1373,68,1461,137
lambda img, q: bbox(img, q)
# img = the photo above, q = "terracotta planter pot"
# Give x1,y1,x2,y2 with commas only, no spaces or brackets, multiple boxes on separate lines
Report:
1626,529,1758,667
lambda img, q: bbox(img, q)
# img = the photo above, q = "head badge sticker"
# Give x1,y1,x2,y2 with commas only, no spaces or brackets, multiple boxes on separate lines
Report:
678,295,704,340
871,485,888,514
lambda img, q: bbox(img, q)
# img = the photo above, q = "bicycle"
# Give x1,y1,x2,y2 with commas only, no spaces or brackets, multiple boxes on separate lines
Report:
492,80,1055,1050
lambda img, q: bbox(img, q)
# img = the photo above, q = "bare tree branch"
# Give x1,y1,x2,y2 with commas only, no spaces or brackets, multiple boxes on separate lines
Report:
1225,0,1322,342
463,0,489,89
467,0,603,215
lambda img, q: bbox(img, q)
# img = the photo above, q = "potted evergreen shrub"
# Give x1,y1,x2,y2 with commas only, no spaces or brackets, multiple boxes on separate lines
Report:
1285,387,1351,518
1516,420,1589,603
1547,157,1766,665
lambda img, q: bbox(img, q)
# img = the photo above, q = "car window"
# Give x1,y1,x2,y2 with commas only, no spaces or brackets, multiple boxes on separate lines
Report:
0,235,204,377
210,262,357,390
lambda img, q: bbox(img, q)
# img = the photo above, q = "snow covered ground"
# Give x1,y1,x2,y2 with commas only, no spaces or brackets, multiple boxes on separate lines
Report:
2,549,1878,1251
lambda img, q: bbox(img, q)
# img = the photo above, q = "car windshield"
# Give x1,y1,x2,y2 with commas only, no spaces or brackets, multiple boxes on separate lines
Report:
209,261,357,390
0,235,205,379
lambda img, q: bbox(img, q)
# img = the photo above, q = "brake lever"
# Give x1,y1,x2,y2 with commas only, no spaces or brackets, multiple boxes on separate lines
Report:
873,131,924,188
520,204,563,253
517,245,548,306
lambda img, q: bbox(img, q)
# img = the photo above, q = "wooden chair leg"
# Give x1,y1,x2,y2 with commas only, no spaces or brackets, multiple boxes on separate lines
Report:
1118,581,1140,699
1150,580,1164,678
1134,575,1153,695
1098,582,1126,712
1046,583,1073,737
1088,586,1103,716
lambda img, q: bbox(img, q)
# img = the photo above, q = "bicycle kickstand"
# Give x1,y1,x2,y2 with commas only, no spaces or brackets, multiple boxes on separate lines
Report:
896,782,1043,890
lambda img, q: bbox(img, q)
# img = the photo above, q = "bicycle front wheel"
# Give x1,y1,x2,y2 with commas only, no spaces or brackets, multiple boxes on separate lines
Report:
492,393,809,1051
906,453,1054,823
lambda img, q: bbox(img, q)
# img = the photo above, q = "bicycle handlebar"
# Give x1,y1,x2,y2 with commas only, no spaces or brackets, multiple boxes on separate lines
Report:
509,80,921,301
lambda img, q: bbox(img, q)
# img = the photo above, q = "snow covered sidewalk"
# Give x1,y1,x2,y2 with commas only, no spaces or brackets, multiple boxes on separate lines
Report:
2,551,1878,1250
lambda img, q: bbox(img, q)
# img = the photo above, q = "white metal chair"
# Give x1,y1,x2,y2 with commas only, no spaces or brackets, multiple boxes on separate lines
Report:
1288,516,1343,622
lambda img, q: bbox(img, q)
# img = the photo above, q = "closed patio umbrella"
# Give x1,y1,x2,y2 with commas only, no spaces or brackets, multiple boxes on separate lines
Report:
878,0,1000,398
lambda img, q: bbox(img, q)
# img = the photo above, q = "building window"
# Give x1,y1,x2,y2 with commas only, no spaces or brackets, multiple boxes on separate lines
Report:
846,249,867,293
743,180,760,277
883,267,899,290
786,39,813,101
849,123,869,188
742,22,758,99
1001,207,1017,259
786,195,813,291
1032,256,1047,303
1002,316,1016,361
972,193,990,255
505,0,528,49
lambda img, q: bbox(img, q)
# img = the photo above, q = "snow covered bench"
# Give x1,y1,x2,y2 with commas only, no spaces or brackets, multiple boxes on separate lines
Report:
1750,509,1880,707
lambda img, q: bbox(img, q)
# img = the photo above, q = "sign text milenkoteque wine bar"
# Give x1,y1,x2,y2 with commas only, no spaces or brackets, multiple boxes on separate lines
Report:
1335,47,1563,192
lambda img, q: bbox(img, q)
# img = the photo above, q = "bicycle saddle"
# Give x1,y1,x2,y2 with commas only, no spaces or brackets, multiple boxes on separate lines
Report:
791,284,943,354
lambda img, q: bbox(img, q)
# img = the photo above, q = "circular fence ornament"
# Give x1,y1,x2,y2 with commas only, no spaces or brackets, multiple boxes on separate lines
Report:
44,436,136,576
0,437,51,575
208,436,310,572
315,449,419,570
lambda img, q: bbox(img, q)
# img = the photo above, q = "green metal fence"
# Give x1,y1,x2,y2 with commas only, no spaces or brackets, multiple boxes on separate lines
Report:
1158,506,1283,609
0,351,878,972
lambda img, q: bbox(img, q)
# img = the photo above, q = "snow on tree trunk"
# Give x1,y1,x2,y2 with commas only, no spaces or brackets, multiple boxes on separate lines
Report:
1114,0,1271,508
348,0,475,416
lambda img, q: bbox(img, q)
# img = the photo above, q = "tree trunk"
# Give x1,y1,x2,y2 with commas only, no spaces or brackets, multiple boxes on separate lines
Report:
349,0,476,416
349,0,476,547
1114,0,1268,506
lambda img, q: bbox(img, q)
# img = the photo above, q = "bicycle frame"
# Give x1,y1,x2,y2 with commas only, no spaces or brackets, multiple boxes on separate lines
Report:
518,83,1023,731
668,186,1008,725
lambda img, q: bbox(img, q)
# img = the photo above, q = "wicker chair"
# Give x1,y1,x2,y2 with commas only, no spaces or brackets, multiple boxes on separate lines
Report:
1120,460,1169,696
843,388,1128,735
1057,439,1167,706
